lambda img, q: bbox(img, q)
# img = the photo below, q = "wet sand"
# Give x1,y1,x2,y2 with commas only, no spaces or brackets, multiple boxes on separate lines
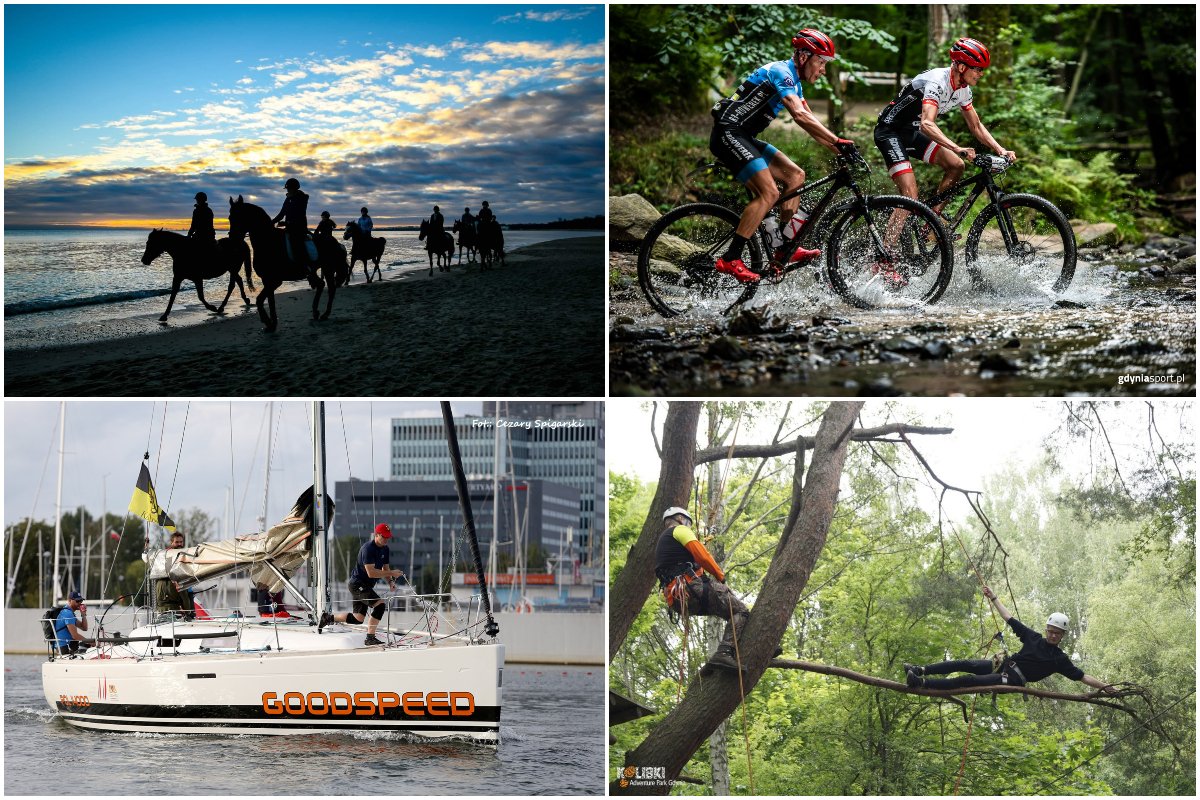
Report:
5,238,604,397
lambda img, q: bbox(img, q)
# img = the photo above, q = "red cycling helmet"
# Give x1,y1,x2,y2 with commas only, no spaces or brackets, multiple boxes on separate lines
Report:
949,37,991,68
792,29,836,60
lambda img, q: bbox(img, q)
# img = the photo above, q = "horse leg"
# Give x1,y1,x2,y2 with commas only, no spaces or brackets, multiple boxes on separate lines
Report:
160,277,183,322
320,268,335,320
193,279,220,314
217,272,239,313
428,251,434,277
371,259,381,282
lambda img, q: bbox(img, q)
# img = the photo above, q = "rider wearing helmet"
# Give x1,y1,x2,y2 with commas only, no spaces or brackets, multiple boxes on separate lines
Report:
272,178,312,271
187,191,215,246
357,206,374,239
874,37,1017,214
653,506,751,672
709,28,858,284
314,210,336,240
904,585,1118,693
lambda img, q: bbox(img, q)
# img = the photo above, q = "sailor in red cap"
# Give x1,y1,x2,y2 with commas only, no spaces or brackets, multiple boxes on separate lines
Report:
323,522,404,645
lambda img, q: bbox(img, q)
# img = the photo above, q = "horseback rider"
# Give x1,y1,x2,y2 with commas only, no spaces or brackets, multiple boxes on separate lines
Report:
654,506,753,672
357,206,374,238
477,200,494,227
905,586,1118,693
461,206,476,233
187,192,217,257
314,210,336,240
430,205,445,237
271,178,313,274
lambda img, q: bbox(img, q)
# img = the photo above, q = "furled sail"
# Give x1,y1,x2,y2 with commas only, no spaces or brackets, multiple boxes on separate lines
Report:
146,486,333,592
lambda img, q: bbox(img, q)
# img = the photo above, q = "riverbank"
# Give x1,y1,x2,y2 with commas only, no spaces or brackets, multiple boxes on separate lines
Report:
5,237,603,396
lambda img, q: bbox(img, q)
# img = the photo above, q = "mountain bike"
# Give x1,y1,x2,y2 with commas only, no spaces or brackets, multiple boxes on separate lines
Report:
916,154,1076,292
637,146,953,316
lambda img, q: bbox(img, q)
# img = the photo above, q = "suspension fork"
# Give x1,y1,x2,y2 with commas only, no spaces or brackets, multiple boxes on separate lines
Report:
984,182,1022,252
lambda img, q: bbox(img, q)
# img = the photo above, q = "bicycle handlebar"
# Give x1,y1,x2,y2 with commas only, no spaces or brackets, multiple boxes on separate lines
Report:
972,153,1013,173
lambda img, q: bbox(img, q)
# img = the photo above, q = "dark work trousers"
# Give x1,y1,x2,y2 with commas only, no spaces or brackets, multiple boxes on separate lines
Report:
668,576,749,654
921,658,1025,689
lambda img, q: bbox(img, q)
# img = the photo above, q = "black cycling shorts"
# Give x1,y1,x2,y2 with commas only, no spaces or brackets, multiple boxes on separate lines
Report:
710,126,779,184
873,124,944,179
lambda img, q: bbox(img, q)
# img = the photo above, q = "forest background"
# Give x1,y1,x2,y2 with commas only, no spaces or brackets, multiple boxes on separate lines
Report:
609,400,1194,795
610,4,1196,242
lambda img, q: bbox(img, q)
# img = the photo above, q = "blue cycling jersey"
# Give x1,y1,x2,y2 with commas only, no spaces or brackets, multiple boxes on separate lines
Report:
711,60,805,136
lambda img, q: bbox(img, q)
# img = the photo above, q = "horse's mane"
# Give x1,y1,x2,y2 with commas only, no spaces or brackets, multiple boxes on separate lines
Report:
229,196,272,226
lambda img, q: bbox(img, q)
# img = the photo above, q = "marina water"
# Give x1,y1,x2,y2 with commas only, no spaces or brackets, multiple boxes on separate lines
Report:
5,654,603,795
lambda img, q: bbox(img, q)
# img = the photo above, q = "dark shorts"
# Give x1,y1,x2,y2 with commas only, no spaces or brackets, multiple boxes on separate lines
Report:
873,124,943,179
710,126,779,184
349,581,382,617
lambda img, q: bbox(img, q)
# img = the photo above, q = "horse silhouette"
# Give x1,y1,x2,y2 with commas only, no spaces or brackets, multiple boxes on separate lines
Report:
477,218,506,269
141,230,252,322
419,219,455,275
452,219,477,265
343,220,385,283
227,196,349,332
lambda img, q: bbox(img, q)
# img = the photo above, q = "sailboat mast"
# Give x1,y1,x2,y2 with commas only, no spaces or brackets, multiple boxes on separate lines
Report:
52,402,65,601
441,402,499,638
312,402,329,625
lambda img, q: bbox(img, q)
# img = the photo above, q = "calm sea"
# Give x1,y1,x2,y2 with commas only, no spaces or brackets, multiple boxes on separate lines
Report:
3,228,598,349
4,654,604,795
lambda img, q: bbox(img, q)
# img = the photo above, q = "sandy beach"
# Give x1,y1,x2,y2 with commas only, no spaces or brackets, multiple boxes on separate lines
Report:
5,238,603,397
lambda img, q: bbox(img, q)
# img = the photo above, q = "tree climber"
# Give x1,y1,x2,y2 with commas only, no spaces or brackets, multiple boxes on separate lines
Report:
654,506,751,672
904,586,1118,694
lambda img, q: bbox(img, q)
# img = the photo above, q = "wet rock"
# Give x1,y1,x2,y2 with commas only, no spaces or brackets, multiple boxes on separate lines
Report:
921,340,952,359
978,353,1021,373
1170,256,1197,276
881,335,925,354
1003,338,1021,348
814,314,852,327
614,315,635,326
1072,221,1118,248
609,194,660,243
728,306,784,335
1145,265,1169,279
1054,299,1088,309
878,351,906,363
1177,244,1197,259
707,336,753,361
859,377,901,396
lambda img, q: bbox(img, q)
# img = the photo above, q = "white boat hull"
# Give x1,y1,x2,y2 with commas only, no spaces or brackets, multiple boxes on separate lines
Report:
42,623,504,741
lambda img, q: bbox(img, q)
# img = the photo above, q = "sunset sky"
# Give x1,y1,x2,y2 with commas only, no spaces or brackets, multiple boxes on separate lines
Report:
3,4,603,228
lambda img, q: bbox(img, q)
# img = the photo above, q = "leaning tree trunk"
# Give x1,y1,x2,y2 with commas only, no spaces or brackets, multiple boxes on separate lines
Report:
612,402,864,795
609,402,701,662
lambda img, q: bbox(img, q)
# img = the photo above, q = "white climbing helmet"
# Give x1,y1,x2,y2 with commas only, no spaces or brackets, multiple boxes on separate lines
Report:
1046,612,1069,631
662,506,693,524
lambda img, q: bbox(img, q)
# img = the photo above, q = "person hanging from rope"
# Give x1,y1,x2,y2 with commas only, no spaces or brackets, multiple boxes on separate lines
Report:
654,506,760,673
905,586,1119,694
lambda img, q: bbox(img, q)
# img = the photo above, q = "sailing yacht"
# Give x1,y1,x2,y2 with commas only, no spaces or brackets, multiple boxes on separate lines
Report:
40,403,505,742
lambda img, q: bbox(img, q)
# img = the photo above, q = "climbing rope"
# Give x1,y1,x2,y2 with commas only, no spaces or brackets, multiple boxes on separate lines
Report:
725,593,755,795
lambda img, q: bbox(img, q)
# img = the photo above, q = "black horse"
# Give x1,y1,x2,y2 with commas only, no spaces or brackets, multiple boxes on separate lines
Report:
477,218,506,269
227,196,348,332
343,220,385,283
452,219,477,265
141,230,252,322
419,219,455,275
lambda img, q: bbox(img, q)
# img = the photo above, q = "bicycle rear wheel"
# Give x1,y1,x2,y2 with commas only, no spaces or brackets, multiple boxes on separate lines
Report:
825,195,953,309
965,193,1076,292
637,203,762,317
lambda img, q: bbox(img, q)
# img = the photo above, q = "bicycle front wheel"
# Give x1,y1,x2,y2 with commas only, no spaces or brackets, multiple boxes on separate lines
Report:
637,203,762,317
965,193,1076,292
826,195,954,309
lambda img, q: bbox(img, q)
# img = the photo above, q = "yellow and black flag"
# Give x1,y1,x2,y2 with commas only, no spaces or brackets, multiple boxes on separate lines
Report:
129,463,176,532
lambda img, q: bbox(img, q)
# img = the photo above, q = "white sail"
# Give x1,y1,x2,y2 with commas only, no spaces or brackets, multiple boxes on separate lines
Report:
147,487,329,593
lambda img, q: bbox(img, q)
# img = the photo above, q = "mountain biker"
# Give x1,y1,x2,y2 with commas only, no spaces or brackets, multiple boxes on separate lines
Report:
873,37,1017,215
709,28,859,284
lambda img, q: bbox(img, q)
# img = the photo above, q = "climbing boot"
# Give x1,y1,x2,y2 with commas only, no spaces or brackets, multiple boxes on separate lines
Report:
363,634,384,646
905,665,925,689
903,662,924,677
707,652,744,673
318,611,334,631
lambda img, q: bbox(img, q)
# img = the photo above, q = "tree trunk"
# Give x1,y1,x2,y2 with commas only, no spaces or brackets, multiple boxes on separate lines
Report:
609,402,701,662
612,402,863,795
927,5,967,65
1121,7,1175,185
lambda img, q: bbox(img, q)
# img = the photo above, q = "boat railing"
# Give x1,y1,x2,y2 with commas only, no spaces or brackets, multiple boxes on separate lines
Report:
378,592,496,647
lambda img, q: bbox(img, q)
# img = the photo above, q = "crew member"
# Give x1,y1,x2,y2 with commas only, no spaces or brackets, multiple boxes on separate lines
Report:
326,523,404,646
53,591,92,655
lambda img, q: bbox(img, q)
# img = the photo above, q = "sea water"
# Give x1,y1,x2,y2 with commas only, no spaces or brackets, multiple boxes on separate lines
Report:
4,654,604,795
3,228,598,349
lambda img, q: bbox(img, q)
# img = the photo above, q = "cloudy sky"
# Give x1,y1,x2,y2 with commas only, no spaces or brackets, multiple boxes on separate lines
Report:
4,401,482,536
3,4,603,227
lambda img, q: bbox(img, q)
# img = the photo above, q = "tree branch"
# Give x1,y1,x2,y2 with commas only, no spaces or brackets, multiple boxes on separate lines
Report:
768,659,1150,719
694,425,954,465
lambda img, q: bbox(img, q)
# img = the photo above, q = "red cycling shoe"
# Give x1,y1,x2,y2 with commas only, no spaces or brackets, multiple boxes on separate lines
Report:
714,257,761,284
870,261,908,288
779,242,822,265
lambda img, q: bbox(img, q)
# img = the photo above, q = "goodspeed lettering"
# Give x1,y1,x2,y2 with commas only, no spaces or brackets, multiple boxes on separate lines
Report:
261,690,475,717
